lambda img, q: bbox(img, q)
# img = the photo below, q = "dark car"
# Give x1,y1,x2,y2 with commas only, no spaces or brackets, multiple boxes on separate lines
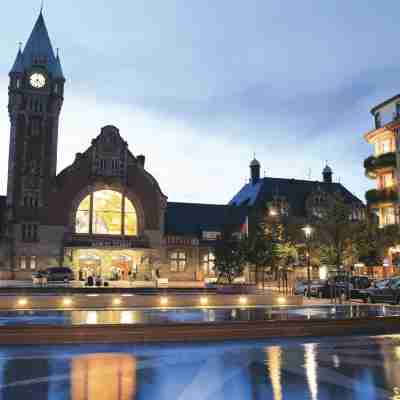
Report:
313,276,354,299
363,277,400,304
42,267,74,282
350,276,372,299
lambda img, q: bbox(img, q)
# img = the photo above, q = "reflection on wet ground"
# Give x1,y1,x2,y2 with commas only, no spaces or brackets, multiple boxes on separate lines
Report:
1,334,400,399
0,304,398,326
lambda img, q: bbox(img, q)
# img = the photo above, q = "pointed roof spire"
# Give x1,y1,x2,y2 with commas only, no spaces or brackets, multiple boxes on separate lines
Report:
53,48,65,79
10,47,24,74
16,11,64,78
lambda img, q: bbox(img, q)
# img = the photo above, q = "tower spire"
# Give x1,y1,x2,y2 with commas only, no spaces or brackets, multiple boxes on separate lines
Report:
40,0,44,14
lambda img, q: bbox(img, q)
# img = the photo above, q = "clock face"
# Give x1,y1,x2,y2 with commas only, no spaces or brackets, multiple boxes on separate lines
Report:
29,73,46,89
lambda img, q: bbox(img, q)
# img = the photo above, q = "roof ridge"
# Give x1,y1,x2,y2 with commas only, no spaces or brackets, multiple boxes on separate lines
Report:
167,201,228,207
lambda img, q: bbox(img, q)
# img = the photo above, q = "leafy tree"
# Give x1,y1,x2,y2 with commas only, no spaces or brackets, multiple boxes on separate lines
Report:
313,193,356,272
214,231,245,284
353,220,400,267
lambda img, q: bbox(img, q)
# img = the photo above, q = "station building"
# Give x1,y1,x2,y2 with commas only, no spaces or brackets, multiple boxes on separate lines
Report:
0,12,365,282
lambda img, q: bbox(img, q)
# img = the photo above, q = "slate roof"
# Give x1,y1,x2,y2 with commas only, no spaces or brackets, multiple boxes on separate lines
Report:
229,177,364,217
165,202,248,237
10,12,64,79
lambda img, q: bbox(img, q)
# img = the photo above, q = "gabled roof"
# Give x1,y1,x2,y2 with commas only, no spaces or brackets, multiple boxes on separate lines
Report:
165,202,248,237
229,177,364,217
10,12,64,79
370,94,400,115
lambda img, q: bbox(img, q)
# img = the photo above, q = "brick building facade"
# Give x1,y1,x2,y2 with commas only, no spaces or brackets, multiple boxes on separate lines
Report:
0,12,364,282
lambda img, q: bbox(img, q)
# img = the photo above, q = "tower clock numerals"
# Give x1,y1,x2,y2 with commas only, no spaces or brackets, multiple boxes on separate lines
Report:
29,73,46,89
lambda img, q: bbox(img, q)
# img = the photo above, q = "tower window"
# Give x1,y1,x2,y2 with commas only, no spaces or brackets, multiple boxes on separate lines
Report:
22,224,39,242
23,192,39,208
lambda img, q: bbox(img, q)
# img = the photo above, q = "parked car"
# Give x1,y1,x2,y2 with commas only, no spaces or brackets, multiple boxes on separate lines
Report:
294,280,325,296
363,277,400,304
350,276,372,299
35,267,74,283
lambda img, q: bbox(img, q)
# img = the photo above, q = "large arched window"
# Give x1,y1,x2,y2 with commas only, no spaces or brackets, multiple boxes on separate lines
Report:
75,190,138,236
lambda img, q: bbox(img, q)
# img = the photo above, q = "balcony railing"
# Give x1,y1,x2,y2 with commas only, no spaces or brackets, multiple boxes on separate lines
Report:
365,188,398,205
364,152,397,178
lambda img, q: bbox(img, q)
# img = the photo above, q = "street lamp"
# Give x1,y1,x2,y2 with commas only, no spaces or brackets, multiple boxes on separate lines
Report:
302,225,313,298
269,208,278,217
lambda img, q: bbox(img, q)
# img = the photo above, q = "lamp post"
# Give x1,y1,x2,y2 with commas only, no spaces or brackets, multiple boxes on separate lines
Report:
302,225,313,298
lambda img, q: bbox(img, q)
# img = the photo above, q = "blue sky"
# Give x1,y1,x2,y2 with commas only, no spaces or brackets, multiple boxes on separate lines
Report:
0,1,398,203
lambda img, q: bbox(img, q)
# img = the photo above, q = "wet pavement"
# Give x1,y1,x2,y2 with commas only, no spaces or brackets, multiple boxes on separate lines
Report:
1,334,400,399
0,304,398,326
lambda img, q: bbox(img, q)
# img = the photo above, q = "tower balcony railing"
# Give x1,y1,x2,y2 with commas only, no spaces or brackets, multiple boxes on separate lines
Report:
364,152,397,179
365,187,398,206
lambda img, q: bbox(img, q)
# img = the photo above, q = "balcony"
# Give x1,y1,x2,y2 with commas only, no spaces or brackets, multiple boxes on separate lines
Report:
365,188,398,206
364,152,396,179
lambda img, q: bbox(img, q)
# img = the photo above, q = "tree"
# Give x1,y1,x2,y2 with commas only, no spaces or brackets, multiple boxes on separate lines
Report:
241,222,271,285
313,193,357,273
214,231,245,284
353,219,400,267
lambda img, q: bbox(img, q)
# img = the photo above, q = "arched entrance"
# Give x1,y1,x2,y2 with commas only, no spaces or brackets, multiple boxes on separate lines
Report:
111,255,133,281
78,254,101,280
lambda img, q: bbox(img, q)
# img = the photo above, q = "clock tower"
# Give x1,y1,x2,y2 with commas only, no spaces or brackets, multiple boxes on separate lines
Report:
7,11,64,227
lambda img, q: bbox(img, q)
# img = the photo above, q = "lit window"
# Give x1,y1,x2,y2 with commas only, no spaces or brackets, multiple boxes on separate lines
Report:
93,190,123,235
202,252,216,276
76,195,90,234
20,256,26,270
380,173,394,189
376,139,392,155
170,251,186,272
202,231,220,241
75,190,137,236
382,207,396,226
30,256,37,270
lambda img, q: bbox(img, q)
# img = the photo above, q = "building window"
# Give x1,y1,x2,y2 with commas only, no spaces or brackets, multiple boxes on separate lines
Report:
75,190,138,236
22,224,38,242
202,252,216,276
23,192,39,208
375,112,381,128
202,231,220,241
30,256,37,270
99,159,107,170
20,256,26,270
170,251,186,272
379,172,395,189
111,159,120,170
382,207,396,226
396,103,400,119
375,138,392,155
